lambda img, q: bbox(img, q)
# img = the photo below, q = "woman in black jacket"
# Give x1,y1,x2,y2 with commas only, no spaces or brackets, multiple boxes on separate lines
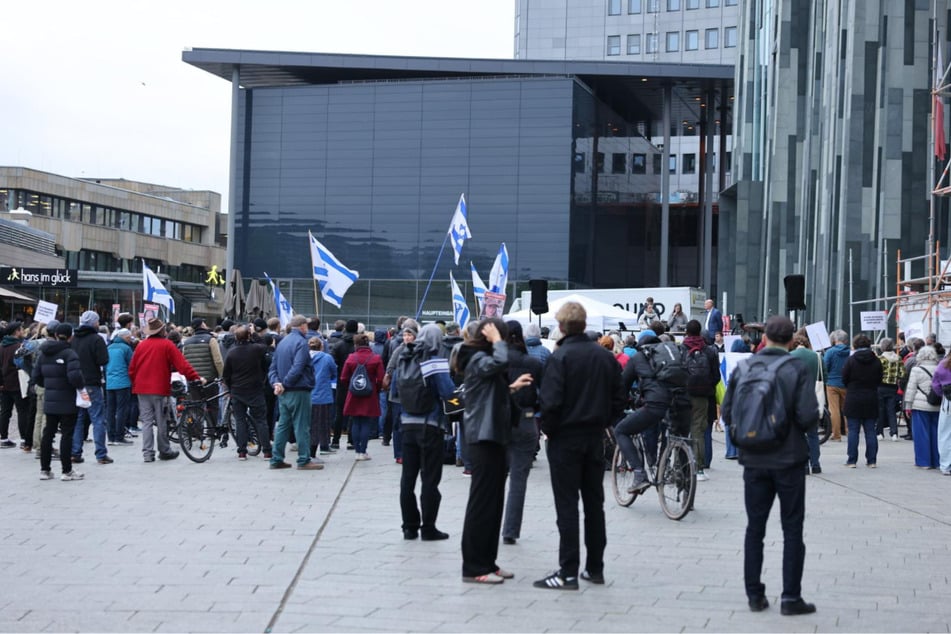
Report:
456,318,531,584
32,323,87,480
842,334,883,468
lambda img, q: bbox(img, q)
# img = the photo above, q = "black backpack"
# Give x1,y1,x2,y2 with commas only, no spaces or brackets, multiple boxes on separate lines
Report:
397,350,436,415
640,341,688,388
728,355,794,451
348,361,374,397
683,346,715,396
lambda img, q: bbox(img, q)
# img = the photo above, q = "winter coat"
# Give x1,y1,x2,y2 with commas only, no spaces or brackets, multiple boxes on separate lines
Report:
181,329,223,380
931,361,951,398
309,350,337,405
525,337,552,367
460,341,512,446
823,343,850,388
340,347,384,417
878,351,905,388
507,347,544,418
31,339,85,415
129,335,201,396
70,325,109,387
621,335,670,405
268,329,315,392
105,338,134,390
842,348,882,419
221,340,269,395
904,359,941,412
1,335,23,392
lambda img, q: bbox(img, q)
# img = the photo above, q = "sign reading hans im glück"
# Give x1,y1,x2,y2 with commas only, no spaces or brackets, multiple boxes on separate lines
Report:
0,267,78,288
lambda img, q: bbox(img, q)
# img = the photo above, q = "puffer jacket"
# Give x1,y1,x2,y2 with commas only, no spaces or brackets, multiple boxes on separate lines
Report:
105,338,134,390
71,325,108,387
904,360,941,412
1,335,23,392
460,341,512,446
31,339,85,415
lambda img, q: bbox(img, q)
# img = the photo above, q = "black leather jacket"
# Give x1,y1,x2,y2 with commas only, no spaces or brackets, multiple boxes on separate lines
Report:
460,341,511,446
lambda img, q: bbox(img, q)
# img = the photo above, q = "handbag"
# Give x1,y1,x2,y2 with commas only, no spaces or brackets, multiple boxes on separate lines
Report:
814,351,827,412
76,388,92,409
918,368,942,406
442,384,465,416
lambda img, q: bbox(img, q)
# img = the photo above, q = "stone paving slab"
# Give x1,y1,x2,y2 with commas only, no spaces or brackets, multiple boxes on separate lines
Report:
1,423,950,632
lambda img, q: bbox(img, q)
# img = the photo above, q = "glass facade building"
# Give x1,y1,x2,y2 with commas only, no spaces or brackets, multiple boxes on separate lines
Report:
185,49,731,325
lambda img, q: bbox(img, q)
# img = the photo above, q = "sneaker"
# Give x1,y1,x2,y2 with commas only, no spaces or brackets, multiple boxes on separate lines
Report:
72,456,85,464
107,441,117,446
1,439,17,448
97,456,114,464
319,449,336,455
867,463,877,468
456,458,464,467
810,466,822,475
395,457,403,464
382,440,391,446
697,470,709,482
330,442,340,450
627,470,650,494
290,443,298,451
39,470,54,480
580,570,605,584
844,463,857,468
297,461,324,470
237,453,248,461
61,471,84,481
780,598,816,616
143,455,156,463
877,434,884,440
891,434,899,442
263,452,273,459
503,536,517,545
270,461,292,469
158,451,179,461
943,470,951,476
462,469,472,476
346,443,354,451
533,571,578,590
114,439,134,446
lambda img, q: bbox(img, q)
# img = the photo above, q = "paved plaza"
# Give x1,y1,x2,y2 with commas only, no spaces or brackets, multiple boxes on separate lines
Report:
1,422,949,633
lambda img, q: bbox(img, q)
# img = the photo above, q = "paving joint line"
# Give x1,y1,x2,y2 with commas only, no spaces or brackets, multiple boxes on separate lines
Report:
264,460,357,633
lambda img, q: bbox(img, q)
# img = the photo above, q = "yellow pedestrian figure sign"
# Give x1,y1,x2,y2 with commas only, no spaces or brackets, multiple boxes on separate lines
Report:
205,265,225,285
7,268,20,281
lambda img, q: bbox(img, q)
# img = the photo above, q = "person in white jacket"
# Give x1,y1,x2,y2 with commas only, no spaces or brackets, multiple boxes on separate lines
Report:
902,345,941,469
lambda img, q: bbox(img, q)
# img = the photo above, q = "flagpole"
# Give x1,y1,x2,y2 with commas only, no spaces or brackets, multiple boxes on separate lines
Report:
308,232,320,318
415,232,451,321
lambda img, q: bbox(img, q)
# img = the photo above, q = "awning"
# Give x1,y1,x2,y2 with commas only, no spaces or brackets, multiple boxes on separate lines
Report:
0,286,37,302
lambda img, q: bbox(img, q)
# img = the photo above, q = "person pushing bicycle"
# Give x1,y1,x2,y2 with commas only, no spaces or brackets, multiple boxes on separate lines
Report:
614,328,691,492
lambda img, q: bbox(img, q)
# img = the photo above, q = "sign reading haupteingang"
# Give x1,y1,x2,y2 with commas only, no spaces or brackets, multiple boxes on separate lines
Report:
0,267,78,288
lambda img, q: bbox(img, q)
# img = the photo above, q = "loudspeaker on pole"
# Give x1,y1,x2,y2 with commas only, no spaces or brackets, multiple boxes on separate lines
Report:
529,279,549,315
784,274,806,310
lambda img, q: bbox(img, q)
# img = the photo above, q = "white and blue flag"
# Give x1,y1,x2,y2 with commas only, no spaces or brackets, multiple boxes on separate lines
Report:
264,272,294,329
309,231,359,309
488,242,509,294
448,193,471,265
470,262,486,310
142,262,175,314
450,271,470,328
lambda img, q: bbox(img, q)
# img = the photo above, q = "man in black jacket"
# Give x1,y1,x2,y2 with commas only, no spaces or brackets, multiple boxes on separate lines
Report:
722,315,818,616
71,311,111,465
329,319,357,449
535,302,626,590
222,326,271,460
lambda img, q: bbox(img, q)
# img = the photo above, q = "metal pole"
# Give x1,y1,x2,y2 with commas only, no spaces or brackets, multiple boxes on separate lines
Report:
849,248,855,336
660,82,671,286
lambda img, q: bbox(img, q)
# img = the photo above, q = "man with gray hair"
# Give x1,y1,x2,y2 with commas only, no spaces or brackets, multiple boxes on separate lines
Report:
268,315,322,470
823,330,850,442
524,322,551,367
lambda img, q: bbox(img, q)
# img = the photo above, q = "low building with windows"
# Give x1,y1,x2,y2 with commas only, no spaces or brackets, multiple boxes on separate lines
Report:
0,167,226,324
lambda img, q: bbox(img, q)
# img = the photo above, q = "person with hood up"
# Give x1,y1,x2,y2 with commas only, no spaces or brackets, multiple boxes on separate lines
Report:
105,328,135,447
340,333,384,461
841,334,883,467
823,330,851,442
876,338,905,441
524,322,551,367
33,323,87,480
904,345,942,469
70,311,111,465
397,323,456,542
0,322,28,449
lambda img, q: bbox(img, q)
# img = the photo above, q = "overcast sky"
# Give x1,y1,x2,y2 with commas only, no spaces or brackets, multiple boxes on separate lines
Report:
0,0,515,213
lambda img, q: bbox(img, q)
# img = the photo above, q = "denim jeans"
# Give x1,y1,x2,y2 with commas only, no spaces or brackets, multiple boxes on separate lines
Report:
614,402,667,472
350,416,374,454
846,417,878,465
743,463,807,601
806,425,821,471
73,386,107,460
105,388,132,442
724,422,738,459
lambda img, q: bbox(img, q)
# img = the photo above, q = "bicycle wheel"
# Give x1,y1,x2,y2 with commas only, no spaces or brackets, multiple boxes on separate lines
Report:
166,404,180,445
818,407,832,445
178,407,215,463
657,438,696,521
231,403,263,456
611,445,639,507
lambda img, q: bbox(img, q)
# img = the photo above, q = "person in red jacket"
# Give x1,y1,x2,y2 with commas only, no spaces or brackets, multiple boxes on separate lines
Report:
129,318,202,463
340,333,384,461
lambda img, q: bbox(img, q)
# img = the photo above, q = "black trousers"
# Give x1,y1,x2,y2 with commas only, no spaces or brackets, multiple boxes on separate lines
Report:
461,441,507,577
546,431,607,578
743,463,807,601
399,425,444,532
231,391,271,455
41,413,77,474
0,390,28,440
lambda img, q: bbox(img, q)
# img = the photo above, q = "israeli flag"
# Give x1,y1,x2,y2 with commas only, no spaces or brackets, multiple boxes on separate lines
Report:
470,262,486,310
450,271,470,328
142,262,175,314
309,231,359,309
264,272,294,329
488,243,509,294
448,193,471,266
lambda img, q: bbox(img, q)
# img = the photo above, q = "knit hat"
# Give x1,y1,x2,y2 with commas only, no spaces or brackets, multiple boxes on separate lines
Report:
54,323,73,338
253,318,268,331
637,329,657,343
45,319,60,335
345,319,359,333
80,311,100,327
190,318,206,330
114,328,132,339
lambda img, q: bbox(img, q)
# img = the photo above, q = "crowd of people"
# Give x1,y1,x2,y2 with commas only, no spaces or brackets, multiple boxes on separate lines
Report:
1,296,949,613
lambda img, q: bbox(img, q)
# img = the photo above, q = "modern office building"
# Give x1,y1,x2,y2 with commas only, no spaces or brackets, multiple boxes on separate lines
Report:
722,1,950,328
0,167,227,324
183,48,732,324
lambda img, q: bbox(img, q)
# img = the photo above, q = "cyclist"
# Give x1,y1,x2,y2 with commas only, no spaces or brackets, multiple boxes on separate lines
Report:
614,328,691,492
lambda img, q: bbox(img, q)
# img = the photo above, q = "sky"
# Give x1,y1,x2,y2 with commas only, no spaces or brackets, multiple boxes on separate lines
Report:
0,1,515,213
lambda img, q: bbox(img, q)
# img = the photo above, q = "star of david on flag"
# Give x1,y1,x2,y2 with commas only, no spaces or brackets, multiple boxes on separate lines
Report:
448,193,471,266
488,243,509,294
470,262,486,310
264,272,294,328
309,231,359,309
142,262,175,314
450,271,470,328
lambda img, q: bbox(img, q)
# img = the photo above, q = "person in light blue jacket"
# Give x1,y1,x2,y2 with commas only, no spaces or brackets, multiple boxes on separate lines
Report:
823,330,851,442
105,329,135,446
309,337,338,457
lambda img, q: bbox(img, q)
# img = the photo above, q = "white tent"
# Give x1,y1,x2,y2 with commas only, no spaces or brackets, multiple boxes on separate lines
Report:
503,293,639,333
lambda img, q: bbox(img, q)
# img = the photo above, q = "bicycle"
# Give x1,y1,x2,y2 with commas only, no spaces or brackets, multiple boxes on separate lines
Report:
177,380,260,462
608,416,697,521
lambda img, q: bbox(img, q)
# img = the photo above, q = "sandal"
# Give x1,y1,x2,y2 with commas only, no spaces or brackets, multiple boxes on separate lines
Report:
495,568,514,579
462,573,505,584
